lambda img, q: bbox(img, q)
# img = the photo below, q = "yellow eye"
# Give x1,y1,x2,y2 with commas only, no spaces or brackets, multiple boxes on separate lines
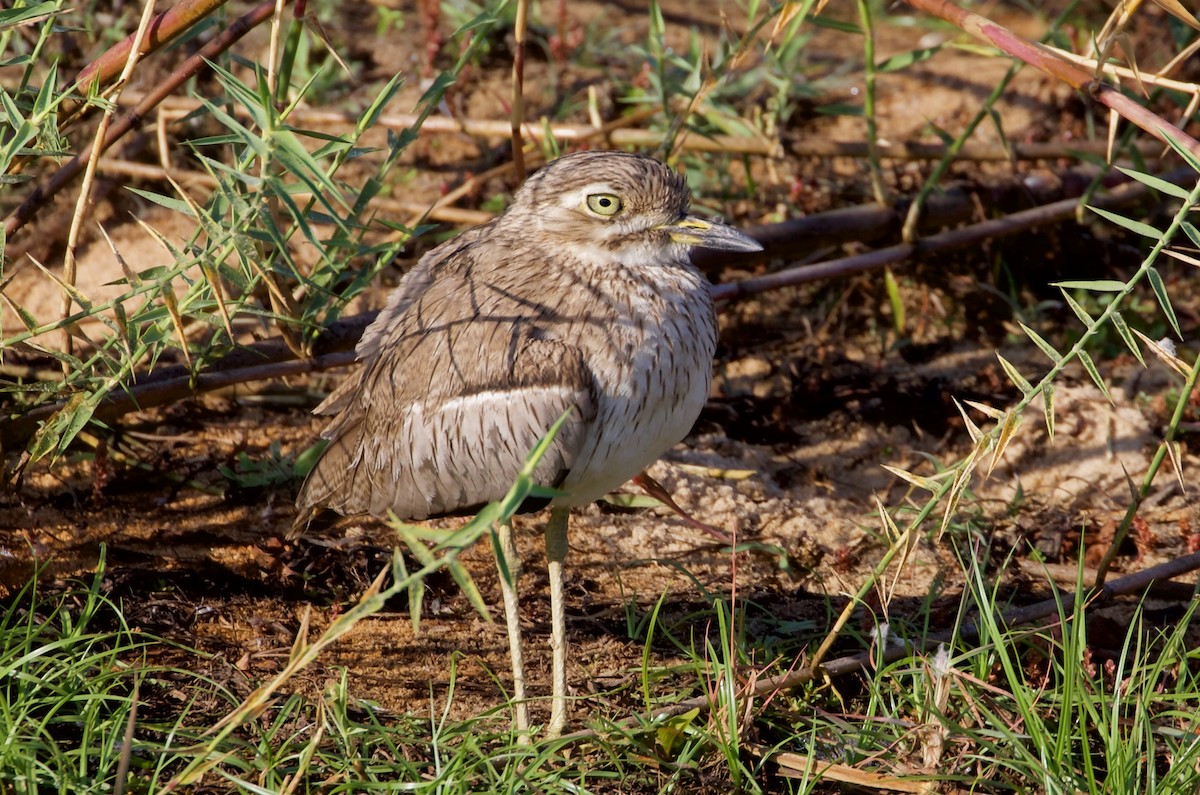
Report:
585,193,623,217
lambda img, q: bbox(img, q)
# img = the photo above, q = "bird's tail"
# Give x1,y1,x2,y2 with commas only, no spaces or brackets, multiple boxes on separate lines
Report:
292,423,364,538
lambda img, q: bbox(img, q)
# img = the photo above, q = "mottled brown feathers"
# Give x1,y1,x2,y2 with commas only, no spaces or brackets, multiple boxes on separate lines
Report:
295,151,721,530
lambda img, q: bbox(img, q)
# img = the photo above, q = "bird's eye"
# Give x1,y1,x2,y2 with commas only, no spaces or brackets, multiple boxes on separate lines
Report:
585,193,623,217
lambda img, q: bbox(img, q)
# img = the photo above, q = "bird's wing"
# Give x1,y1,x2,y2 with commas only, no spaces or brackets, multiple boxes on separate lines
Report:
312,224,493,419
296,252,597,523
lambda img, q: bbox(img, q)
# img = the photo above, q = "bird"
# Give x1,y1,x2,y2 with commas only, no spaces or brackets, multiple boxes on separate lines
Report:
294,150,762,739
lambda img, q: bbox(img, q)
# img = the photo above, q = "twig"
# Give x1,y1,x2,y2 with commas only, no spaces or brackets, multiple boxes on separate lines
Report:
554,549,1200,744
901,58,1022,242
1045,43,1200,97
402,159,516,231
855,0,889,205
1,320,364,448
266,0,285,104
789,138,1163,162
1044,42,1200,123
1019,558,1199,600
694,187,974,271
108,91,1169,162
63,0,233,125
117,93,780,155
510,0,529,180
92,158,493,225
708,167,1190,303
59,0,159,369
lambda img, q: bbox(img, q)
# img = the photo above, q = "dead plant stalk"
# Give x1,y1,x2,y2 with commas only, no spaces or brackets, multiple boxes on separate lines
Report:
59,0,159,370
510,0,529,180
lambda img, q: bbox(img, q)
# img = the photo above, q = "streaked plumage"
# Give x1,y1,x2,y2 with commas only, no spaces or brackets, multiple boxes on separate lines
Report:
298,151,739,521
295,150,762,737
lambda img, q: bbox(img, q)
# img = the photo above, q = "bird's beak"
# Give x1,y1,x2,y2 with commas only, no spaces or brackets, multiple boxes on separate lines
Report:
660,216,763,253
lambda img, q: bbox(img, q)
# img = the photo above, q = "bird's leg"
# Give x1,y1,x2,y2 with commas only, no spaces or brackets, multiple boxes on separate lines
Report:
544,506,571,738
495,519,530,740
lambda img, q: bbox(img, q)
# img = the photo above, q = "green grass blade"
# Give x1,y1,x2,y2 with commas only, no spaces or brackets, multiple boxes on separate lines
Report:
1087,205,1162,239
1109,310,1146,366
1115,166,1192,199
995,352,1033,394
1146,265,1182,338
1042,382,1055,441
1161,129,1200,174
1076,349,1113,403
1017,322,1063,364
1059,290,1096,327
1053,279,1128,292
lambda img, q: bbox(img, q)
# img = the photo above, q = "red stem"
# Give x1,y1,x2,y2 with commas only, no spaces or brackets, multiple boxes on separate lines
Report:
904,0,1200,160
71,0,233,101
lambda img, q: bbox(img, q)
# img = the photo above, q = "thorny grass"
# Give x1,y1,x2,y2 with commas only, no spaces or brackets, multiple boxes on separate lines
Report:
0,1,502,465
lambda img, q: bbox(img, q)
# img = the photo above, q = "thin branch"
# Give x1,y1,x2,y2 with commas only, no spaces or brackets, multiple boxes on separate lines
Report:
694,187,977,272
106,92,1169,161
708,167,1190,303
92,158,494,226
791,138,1163,161
855,0,889,205
64,0,233,125
60,0,159,369
901,57,1023,242
1045,43,1200,97
509,0,529,180
1,313,366,448
117,93,781,155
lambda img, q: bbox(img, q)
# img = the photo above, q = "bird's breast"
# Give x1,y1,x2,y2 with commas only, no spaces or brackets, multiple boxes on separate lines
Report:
553,265,717,506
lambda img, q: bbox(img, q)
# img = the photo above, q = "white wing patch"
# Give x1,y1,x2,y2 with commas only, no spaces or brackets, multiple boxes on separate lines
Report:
429,385,581,419
358,383,588,519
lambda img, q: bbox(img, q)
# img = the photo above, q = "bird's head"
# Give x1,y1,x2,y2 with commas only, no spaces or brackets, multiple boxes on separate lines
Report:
502,151,762,267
